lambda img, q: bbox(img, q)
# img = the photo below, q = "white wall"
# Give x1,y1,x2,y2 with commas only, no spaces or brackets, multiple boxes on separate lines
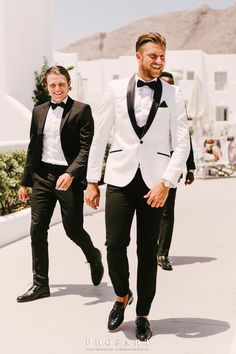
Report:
0,0,4,98
0,0,52,142
206,54,236,126
4,0,53,110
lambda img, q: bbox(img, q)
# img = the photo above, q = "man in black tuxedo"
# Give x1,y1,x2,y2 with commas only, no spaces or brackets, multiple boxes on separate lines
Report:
17,65,104,302
157,72,196,271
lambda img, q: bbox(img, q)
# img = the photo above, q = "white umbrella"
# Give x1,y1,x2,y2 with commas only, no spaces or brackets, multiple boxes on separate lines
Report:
187,76,210,132
187,76,212,161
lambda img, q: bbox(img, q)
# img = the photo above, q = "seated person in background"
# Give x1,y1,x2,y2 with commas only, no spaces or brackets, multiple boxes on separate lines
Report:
228,137,236,166
203,138,222,161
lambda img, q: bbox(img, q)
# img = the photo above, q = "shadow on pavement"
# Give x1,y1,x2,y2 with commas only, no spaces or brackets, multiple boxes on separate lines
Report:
170,256,217,266
50,282,114,305
118,317,230,341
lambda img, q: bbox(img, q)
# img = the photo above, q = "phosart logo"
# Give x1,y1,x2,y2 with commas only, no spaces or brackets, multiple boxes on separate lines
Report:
85,337,150,351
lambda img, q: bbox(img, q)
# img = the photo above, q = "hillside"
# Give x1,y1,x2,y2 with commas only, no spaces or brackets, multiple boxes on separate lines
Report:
59,3,236,59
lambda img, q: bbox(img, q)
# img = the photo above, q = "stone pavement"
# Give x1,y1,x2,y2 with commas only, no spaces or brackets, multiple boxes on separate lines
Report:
1,178,236,354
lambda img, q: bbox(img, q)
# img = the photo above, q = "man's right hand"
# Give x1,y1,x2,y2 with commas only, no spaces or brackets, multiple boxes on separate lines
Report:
85,183,100,209
18,186,30,203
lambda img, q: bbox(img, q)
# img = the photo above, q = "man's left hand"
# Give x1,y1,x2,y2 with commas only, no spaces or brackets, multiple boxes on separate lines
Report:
144,182,169,208
185,171,194,185
56,173,74,191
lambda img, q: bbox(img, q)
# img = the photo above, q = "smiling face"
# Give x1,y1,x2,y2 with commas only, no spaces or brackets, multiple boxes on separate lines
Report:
136,42,166,81
46,73,70,102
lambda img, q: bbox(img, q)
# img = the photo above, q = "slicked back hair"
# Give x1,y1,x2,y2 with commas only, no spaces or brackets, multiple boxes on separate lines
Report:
44,65,71,86
136,32,166,52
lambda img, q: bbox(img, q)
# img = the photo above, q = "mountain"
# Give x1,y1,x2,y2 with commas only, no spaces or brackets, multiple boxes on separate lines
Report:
58,3,236,60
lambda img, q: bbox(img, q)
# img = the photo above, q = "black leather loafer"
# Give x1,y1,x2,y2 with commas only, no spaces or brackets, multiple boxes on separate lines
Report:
17,284,50,303
135,317,152,341
158,256,173,271
90,249,104,286
108,290,134,330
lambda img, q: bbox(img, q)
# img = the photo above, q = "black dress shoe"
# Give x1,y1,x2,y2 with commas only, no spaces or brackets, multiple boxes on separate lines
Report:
108,290,133,330
158,256,173,271
17,284,50,303
135,317,152,341
90,249,104,286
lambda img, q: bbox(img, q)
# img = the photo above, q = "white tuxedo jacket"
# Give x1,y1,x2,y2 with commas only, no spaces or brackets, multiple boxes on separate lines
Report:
87,75,190,188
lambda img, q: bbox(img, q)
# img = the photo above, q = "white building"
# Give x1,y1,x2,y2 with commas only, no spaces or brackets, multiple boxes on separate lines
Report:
55,49,236,138
0,0,52,146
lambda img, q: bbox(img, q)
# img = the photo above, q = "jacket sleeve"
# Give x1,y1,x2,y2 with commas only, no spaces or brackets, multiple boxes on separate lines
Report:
161,86,190,186
66,105,94,178
20,110,37,187
186,135,196,170
86,83,115,183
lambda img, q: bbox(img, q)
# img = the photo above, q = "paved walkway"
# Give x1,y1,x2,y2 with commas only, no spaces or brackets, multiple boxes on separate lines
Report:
1,178,236,354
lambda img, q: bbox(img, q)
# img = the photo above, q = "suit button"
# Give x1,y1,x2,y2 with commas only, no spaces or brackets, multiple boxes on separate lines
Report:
140,140,143,144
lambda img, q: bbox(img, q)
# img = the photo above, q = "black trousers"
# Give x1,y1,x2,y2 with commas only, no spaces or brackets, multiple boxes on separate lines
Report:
157,187,177,257
30,162,97,286
105,169,163,316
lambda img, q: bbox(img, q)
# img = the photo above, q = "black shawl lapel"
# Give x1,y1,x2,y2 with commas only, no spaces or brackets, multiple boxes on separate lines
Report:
37,104,50,134
141,78,163,138
60,96,74,131
126,75,142,138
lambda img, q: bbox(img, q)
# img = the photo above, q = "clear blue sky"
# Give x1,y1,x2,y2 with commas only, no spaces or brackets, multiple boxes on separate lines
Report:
53,0,236,48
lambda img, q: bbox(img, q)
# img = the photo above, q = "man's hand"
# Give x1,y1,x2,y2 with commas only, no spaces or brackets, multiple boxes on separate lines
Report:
144,182,169,208
18,186,30,203
85,183,100,209
55,173,74,191
185,171,194,185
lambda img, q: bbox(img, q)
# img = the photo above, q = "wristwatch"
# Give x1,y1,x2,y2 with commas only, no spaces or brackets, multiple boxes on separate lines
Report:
161,179,171,188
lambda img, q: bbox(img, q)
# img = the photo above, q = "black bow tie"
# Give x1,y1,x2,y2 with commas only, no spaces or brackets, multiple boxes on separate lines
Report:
50,101,66,110
137,79,157,90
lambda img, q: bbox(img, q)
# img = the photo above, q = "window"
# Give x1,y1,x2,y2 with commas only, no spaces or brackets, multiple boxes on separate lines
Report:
216,106,228,121
215,72,227,90
187,71,195,80
171,70,183,85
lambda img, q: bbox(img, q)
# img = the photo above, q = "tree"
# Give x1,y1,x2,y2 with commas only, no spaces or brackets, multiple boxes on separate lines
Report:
32,57,50,106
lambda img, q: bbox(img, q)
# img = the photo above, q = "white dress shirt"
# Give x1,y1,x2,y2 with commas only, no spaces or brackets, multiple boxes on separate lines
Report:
41,98,68,166
134,74,157,127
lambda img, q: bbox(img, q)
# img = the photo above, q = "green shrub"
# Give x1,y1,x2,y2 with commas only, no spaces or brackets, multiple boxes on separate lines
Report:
32,57,50,106
0,151,30,216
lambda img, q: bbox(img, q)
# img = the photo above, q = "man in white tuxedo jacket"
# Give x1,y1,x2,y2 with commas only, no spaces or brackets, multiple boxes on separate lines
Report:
85,32,190,341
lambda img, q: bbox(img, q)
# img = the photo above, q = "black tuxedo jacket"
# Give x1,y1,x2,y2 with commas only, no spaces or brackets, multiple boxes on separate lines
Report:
186,136,196,171
21,96,94,187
